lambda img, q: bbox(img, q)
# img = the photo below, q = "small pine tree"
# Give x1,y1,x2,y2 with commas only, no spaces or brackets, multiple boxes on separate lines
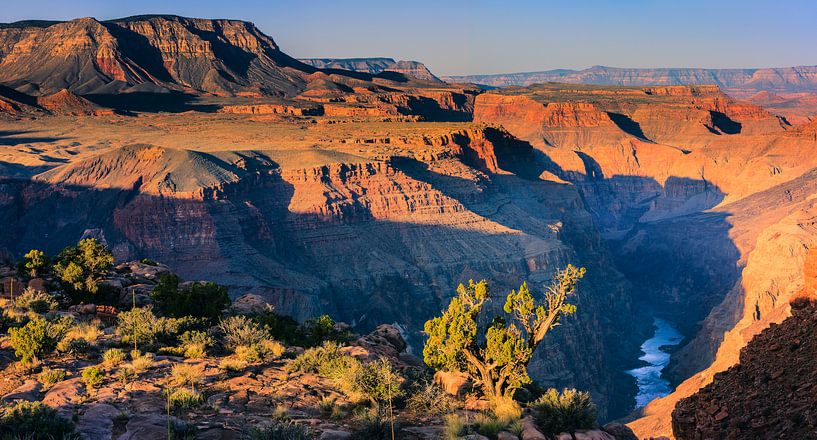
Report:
53,238,113,295
423,265,585,402
17,249,49,279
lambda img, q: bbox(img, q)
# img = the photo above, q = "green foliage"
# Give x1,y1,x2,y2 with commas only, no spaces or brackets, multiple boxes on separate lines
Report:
17,249,49,279
350,406,395,440
15,288,58,313
170,363,205,392
38,368,66,388
529,388,597,435
102,348,126,368
423,265,585,401
290,343,403,405
166,388,203,411
139,258,158,266
0,401,78,440
406,380,458,416
247,420,310,440
442,414,467,440
150,275,230,322
473,413,510,440
9,316,71,364
253,311,353,347
116,306,206,351
179,330,213,359
81,366,104,389
53,238,113,296
218,315,270,351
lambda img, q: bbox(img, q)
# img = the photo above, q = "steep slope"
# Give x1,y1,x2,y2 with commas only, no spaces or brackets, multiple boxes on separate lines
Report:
299,58,442,82
672,295,817,439
0,124,644,419
445,65,817,96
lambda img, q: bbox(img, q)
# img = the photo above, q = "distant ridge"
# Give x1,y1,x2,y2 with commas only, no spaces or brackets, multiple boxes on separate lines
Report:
444,65,817,96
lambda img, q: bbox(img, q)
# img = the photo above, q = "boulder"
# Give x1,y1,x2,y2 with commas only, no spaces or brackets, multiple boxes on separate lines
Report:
319,429,352,440
464,435,490,440
231,293,272,315
347,324,408,363
115,261,171,280
574,430,616,440
1,277,25,297
27,278,46,291
42,378,85,419
119,413,186,439
498,431,520,440
434,370,472,397
602,423,638,440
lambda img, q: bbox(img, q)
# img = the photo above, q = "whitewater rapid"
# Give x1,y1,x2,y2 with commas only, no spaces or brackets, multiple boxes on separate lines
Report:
626,317,684,408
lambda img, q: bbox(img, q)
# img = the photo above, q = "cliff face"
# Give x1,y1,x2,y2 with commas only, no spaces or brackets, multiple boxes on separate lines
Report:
672,295,817,439
472,82,817,437
0,125,643,419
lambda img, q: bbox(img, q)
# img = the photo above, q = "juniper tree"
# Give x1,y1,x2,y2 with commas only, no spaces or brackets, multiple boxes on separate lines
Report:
422,264,585,402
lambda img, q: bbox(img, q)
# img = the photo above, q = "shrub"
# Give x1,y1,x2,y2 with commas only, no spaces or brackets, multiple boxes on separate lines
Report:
473,413,509,440
423,266,585,401
179,330,213,359
252,310,301,345
131,352,154,373
235,344,263,363
63,320,103,345
288,341,345,373
167,388,203,411
247,420,310,440
17,249,50,279
529,388,597,435
151,275,230,321
491,396,522,423
117,306,163,349
139,258,158,266
0,401,78,439
170,363,205,392
219,357,248,373
9,316,70,364
15,288,58,313
406,380,458,416
102,348,126,368
443,414,467,440
82,366,104,389
218,315,270,351
119,367,137,386
38,367,66,388
350,406,394,440
58,337,94,357
352,357,404,404
53,238,113,296
260,339,286,359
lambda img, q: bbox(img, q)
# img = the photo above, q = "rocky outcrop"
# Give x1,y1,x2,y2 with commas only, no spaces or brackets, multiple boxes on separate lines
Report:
671,298,817,439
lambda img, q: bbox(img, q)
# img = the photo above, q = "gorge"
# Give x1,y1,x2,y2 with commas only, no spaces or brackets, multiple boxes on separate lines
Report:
1,13,816,440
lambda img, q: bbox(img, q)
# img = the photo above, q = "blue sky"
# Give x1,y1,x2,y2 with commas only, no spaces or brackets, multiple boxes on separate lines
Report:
2,0,815,76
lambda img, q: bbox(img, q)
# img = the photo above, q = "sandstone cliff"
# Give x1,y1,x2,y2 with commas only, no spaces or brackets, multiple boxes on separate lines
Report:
299,57,442,82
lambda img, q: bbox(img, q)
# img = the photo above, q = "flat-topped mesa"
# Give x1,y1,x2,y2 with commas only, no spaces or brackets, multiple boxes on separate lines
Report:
299,57,442,82
474,83,789,150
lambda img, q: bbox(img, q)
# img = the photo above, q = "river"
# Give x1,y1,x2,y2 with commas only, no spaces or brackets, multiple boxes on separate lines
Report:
626,317,684,408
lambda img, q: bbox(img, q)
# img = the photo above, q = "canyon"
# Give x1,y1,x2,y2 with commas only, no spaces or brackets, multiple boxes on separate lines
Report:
2,14,817,439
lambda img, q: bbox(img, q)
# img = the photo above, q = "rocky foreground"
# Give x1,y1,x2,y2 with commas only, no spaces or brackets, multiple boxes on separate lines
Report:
0,259,640,440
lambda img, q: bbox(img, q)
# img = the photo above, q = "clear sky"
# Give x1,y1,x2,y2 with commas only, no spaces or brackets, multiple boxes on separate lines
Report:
2,0,815,76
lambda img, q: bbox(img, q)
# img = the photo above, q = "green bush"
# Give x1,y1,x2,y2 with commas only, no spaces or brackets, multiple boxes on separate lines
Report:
247,420,310,440
350,406,395,440
167,388,203,411
15,288,58,313
529,388,597,435
0,401,78,439
443,414,467,440
252,311,353,347
53,238,113,297
290,343,402,405
473,413,509,440
150,275,230,321
9,316,71,364
218,315,270,351
82,366,105,389
179,330,213,359
406,380,458,416
117,307,206,351
17,249,49,279
102,348,127,368
38,368,66,388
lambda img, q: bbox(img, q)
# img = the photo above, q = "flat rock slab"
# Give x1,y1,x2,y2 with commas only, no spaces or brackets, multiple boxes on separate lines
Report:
1,380,41,402
76,403,119,440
